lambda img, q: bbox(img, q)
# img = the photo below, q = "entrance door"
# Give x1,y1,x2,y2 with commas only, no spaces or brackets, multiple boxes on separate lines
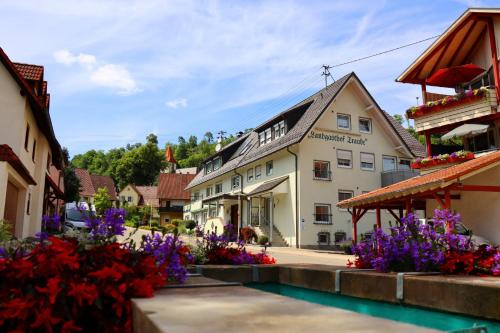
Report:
4,181,19,235
230,204,239,230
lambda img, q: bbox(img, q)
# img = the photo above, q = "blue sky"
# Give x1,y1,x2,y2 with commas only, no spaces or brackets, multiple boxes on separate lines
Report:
0,0,495,156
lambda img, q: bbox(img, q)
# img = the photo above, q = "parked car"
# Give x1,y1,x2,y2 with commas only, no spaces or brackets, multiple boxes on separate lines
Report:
420,218,490,245
63,202,95,230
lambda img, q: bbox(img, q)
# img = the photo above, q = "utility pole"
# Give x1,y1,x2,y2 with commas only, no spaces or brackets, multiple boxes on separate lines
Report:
321,65,334,88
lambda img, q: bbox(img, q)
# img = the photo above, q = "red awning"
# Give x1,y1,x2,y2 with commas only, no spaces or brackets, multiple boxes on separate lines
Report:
426,64,485,88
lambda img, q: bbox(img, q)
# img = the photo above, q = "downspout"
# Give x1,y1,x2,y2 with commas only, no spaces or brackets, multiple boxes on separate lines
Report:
286,146,299,248
233,170,244,240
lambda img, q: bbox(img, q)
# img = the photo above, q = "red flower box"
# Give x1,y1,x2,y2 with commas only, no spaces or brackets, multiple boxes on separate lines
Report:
411,151,475,169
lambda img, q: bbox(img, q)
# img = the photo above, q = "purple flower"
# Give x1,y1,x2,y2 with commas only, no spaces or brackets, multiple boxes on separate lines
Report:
85,208,126,241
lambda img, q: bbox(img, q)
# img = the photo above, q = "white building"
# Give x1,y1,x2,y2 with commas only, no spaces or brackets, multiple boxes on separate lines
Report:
185,73,425,248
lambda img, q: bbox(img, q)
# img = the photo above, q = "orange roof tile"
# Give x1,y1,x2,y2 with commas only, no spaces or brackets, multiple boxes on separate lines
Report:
158,173,194,200
13,62,44,81
337,150,500,208
135,186,159,207
90,175,118,200
74,168,95,197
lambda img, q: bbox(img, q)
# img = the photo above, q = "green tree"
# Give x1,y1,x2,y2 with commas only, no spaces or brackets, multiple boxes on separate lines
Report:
94,187,111,214
393,114,404,125
63,167,81,203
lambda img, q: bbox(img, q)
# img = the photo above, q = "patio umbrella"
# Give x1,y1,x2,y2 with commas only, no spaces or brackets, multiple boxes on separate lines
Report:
441,124,489,140
426,64,485,88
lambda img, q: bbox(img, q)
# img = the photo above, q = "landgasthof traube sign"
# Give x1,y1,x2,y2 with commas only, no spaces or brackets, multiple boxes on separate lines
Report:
308,130,367,146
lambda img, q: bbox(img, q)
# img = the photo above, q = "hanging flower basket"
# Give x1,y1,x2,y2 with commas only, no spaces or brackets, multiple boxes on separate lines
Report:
406,87,489,119
411,150,475,169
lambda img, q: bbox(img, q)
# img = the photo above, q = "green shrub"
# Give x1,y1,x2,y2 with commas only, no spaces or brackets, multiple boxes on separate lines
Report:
171,219,181,227
0,220,12,242
164,223,176,234
177,225,187,235
184,220,197,230
187,229,195,236
257,235,269,245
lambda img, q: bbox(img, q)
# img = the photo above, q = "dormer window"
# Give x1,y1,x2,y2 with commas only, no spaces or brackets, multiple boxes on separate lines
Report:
259,120,286,146
259,132,265,145
274,120,286,139
265,128,272,144
205,161,213,174
213,157,222,171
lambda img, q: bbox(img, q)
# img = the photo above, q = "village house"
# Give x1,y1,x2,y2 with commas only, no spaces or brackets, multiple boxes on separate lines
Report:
0,48,65,238
185,72,425,248
74,168,118,205
119,184,160,217
338,8,500,244
158,173,194,224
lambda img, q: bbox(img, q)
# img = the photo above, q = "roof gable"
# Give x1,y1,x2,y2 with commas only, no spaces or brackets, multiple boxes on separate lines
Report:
90,175,118,200
158,173,195,200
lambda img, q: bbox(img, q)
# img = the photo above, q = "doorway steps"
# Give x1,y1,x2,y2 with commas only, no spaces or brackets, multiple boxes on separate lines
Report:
254,224,289,247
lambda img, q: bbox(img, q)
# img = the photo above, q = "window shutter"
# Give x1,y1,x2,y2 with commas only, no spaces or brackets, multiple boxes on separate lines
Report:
337,150,352,160
360,153,374,164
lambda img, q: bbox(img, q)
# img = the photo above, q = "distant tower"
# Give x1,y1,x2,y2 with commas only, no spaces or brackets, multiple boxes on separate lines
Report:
215,130,226,152
164,145,177,173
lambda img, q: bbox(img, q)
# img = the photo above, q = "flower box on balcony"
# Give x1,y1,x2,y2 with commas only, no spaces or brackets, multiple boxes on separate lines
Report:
411,151,474,169
406,87,489,119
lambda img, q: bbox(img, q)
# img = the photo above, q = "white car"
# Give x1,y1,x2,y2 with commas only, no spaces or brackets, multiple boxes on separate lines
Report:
64,202,95,230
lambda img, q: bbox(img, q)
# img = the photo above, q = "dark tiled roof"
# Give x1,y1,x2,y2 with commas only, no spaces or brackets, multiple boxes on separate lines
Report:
90,175,118,200
246,176,289,196
12,62,44,81
74,168,95,197
337,150,500,208
158,173,195,200
187,72,425,189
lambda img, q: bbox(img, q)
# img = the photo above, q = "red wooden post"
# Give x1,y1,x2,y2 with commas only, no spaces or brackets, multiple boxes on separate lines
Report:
405,199,412,216
352,208,358,245
444,189,451,210
425,131,432,157
487,18,500,103
376,206,381,229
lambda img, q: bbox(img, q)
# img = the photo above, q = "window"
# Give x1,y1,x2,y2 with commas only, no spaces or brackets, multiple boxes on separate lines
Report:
382,156,397,171
121,195,125,202
338,190,353,211
46,153,51,171
359,118,372,133
215,183,223,194
209,204,217,218
247,168,254,182
259,132,265,145
313,161,331,180
240,141,252,155
127,196,132,202
265,128,272,144
255,165,262,180
231,175,241,190
213,157,222,171
193,192,201,201
205,161,213,174
266,161,273,176
206,187,213,197
318,232,331,245
399,159,411,170
314,204,332,224
337,114,351,130
360,152,375,171
24,124,30,151
337,149,352,168
274,120,286,139
32,140,36,162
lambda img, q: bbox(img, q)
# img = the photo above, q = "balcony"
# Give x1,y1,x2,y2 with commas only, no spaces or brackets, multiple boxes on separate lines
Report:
381,169,419,187
406,88,497,132
158,206,183,213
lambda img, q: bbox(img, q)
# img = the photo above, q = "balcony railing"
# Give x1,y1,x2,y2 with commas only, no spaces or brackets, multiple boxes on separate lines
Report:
158,206,184,213
313,214,332,225
381,169,419,187
313,170,332,181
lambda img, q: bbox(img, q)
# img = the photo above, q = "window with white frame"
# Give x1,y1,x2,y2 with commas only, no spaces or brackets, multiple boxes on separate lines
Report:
382,156,397,171
265,128,272,144
127,196,132,202
259,132,265,145
255,165,262,180
231,175,240,190
317,232,331,245
205,161,213,174
313,160,331,180
213,157,222,170
359,117,372,133
240,141,252,155
360,152,375,171
399,158,411,170
215,183,223,194
338,190,353,211
266,161,273,176
206,187,213,198
274,120,286,139
193,192,201,201
337,114,351,130
337,149,352,168
314,204,332,224
247,168,254,182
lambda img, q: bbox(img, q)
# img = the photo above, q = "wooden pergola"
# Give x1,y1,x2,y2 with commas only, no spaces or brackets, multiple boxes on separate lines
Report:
338,151,500,244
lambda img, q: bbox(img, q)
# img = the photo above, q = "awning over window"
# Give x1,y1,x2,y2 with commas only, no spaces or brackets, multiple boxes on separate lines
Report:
441,124,489,140
246,176,289,197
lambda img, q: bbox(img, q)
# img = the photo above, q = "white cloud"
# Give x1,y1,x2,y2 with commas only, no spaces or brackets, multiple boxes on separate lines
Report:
90,64,139,95
53,49,96,67
165,98,188,109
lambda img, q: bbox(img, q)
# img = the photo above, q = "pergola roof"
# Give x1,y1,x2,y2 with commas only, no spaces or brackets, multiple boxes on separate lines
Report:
397,8,500,85
337,150,500,209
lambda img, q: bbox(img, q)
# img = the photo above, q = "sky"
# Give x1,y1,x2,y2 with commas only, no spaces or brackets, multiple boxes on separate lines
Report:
0,0,496,156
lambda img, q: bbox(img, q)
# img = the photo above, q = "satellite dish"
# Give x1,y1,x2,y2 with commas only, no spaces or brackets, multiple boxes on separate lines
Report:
215,143,222,152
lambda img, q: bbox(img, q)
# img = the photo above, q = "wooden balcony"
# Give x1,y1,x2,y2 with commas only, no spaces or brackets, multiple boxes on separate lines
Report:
413,88,497,132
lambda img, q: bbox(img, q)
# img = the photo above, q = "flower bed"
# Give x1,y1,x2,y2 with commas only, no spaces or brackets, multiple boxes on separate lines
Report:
411,150,474,169
406,87,489,119
0,209,192,332
348,209,499,276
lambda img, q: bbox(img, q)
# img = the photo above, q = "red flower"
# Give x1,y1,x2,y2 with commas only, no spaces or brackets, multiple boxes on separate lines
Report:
67,282,98,307
30,308,61,333
0,297,35,320
89,263,130,281
130,278,155,298
36,277,63,304
61,320,83,333
9,258,33,279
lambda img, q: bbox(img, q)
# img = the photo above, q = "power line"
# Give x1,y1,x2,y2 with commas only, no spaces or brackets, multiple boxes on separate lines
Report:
330,35,440,68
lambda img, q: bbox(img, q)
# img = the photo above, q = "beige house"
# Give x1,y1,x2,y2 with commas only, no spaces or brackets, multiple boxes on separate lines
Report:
119,184,159,217
0,48,65,238
185,73,425,248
